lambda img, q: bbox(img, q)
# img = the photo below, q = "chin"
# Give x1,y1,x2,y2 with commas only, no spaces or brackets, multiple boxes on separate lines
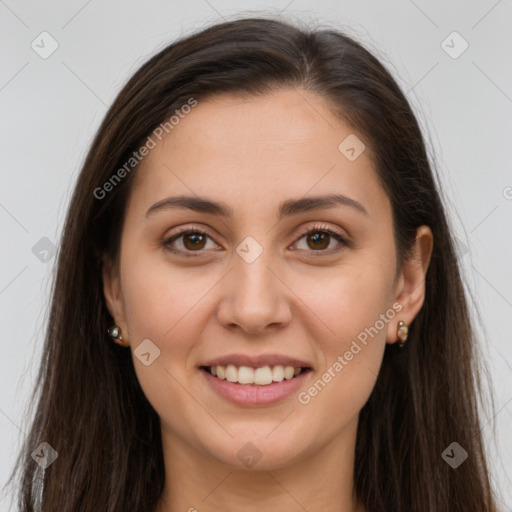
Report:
199,427,310,471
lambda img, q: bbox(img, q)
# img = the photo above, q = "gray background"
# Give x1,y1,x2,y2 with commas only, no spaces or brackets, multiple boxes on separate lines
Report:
1,0,511,510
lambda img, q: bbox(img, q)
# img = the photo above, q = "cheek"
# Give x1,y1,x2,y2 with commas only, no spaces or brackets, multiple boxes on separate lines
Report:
299,261,394,348
294,262,393,418
119,256,210,428
121,252,209,342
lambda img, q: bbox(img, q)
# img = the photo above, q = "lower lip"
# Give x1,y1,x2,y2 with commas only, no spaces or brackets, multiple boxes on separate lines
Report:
201,368,311,406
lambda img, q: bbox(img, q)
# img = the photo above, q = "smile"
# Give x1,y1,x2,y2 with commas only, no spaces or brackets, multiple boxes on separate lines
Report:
203,364,309,385
200,363,312,406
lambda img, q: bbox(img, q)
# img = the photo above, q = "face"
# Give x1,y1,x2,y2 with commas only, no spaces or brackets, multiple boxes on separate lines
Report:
103,88,430,471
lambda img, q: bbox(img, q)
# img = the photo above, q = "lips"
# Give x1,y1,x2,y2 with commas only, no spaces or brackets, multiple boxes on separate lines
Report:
200,364,311,406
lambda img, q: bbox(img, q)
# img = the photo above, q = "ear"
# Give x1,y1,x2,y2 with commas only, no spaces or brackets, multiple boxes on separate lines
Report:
102,255,130,344
386,225,433,345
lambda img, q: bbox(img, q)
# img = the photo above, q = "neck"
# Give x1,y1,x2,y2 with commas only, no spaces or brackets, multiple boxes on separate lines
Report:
155,416,364,512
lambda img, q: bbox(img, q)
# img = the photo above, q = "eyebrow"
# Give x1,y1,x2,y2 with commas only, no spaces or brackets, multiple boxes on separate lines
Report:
144,193,369,220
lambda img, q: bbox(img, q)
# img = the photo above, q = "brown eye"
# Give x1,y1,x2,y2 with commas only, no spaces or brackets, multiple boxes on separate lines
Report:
163,224,349,258
305,232,331,250
182,232,207,251
163,228,216,257
293,225,348,253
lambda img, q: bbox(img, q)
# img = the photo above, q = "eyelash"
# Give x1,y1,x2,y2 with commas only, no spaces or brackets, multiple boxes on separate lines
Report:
162,224,349,258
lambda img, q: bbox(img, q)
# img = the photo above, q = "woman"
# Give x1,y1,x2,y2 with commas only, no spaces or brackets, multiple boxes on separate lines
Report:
7,16,498,512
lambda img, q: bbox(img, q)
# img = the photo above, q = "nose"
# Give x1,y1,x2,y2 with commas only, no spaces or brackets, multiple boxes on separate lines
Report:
216,248,292,336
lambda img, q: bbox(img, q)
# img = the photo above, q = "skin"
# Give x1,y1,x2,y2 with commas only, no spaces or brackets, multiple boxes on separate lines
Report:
103,88,433,512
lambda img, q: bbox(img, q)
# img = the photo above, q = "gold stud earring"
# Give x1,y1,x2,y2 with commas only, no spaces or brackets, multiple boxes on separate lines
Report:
397,321,409,349
108,325,129,347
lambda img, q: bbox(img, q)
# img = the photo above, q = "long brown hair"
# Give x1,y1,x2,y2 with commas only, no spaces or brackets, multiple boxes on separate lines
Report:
5,15,499,511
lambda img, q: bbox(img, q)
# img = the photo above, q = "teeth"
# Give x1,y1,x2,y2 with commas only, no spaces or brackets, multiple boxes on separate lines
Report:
271,365,284,381
225,364,238,383
238,366,255,384
283,366,295,380
208,364,305,385
254,366,273,385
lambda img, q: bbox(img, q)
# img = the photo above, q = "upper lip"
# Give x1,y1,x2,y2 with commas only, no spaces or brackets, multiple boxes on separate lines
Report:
202,353,313,369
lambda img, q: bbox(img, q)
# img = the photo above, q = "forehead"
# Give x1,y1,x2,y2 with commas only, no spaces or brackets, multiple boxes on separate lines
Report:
128,88,388,221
